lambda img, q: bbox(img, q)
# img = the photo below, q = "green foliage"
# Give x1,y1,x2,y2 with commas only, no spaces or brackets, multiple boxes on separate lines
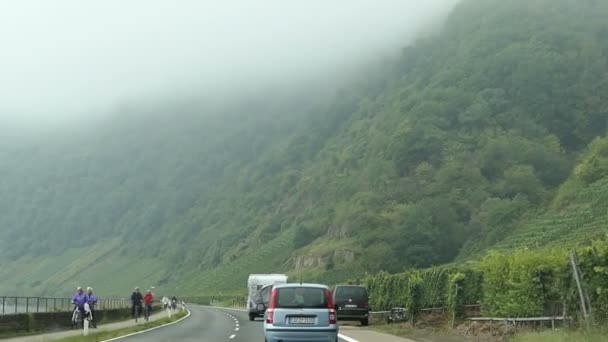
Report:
575,137,608,185
576,240,608,321
365,265,483,318
367,239,608,321
406,273,423,321
479,250,564,317
447,272,466,321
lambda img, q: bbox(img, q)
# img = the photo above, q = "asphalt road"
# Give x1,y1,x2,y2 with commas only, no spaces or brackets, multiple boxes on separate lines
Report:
117,305,416,342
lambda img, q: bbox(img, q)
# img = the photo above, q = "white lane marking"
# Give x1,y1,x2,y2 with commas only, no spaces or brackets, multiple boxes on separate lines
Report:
338,334,360,342
235,327,239,331
205,306,247,312
229,334,236,339
99,310,191,342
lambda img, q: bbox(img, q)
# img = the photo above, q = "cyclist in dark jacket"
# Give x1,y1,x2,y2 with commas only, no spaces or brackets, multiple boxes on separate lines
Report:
131,287,143,318
171,296,178,310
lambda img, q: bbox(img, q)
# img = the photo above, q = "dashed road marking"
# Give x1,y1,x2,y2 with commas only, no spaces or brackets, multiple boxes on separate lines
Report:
229,334,236,339
338,334,360,342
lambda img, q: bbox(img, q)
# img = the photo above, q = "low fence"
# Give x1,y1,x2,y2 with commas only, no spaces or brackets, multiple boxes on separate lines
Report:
369,304,481,323
0,307,132,337
1,296,130,315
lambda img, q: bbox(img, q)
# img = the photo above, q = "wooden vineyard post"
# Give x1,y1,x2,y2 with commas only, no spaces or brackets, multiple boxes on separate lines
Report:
451,283,459,329
570,252,588,324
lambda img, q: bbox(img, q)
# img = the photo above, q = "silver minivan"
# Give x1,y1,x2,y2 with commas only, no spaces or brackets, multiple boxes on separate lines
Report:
264,283,339,342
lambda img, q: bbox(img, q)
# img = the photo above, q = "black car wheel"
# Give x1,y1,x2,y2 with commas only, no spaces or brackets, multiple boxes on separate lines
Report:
361,318,369,326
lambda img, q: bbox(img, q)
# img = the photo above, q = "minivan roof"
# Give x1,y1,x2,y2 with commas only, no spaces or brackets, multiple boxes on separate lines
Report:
273,283,329,289
335,285,365,288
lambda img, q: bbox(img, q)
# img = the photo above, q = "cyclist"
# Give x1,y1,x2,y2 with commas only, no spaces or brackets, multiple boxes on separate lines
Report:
131,287,143,319
171,296,178,310
162,296,169,310
143,290,155,321
71,287,89,328
87,287,98,328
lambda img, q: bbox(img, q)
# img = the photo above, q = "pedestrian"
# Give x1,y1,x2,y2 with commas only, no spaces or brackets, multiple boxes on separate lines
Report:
131,287,143,318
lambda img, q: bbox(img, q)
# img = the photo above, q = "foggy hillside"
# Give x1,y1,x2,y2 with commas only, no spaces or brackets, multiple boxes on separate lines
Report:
1,0,607,297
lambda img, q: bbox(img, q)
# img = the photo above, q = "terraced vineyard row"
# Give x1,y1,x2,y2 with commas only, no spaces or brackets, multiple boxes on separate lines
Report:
178,228,296,295
493,179,608,251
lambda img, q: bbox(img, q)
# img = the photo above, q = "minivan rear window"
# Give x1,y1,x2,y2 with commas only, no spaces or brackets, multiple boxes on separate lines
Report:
335,286,367,300
275,287,328,309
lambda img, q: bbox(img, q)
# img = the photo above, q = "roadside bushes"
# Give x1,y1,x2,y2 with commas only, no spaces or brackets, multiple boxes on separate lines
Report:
365,265,483,315
576,240,608,321
479,250,564,317
365,238,608,323
447,273,466,321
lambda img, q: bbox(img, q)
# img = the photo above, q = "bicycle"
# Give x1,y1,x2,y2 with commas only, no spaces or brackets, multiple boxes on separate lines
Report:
71,306,83,329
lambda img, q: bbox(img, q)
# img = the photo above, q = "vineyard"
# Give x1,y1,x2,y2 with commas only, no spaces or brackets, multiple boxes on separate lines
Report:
176,228,297,295
491,179,608,252
365,239,608,324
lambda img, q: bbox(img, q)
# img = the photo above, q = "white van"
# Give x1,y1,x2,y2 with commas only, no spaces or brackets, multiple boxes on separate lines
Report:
247,274,288,321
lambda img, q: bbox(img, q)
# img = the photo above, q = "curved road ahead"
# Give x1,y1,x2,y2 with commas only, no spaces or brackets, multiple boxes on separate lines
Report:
119,306,256,341
117,305,413,342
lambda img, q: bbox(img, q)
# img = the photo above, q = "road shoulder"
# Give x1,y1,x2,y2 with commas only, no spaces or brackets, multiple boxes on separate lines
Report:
340,326,419,342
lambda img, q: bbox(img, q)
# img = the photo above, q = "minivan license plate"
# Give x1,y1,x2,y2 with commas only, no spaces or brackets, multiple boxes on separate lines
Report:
345,304,357,308
289,317,315,324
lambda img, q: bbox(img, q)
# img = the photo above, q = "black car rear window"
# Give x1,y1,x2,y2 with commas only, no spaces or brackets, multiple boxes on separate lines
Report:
275,287,328,309
335,287,367,300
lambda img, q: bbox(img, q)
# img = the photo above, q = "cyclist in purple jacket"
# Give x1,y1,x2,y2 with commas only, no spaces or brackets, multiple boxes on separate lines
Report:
71,287,89,321
87,287,98,328
72,287,89,307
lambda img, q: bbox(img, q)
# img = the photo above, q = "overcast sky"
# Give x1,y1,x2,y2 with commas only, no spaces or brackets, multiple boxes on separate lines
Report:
0,0,458,125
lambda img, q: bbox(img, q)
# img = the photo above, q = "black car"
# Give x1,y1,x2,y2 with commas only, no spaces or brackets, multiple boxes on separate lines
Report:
332,285,370,326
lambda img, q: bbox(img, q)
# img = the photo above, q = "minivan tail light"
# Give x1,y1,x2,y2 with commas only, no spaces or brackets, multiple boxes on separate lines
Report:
329,309,336,324
266,288,278,324
325,289,336,324
266,309,275,324
324,289,334,309
269,288,278,309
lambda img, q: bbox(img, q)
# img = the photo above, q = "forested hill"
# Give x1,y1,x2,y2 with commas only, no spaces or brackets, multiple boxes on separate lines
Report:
1,0,607,296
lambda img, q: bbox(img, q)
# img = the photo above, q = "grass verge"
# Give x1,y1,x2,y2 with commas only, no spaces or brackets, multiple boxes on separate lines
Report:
374,321,608,342
372,323,467,342
512,328,608,342
54,311,188,342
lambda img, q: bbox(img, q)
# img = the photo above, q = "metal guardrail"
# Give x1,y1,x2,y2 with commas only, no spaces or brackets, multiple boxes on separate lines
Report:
369,304,481,315
0,296,130,315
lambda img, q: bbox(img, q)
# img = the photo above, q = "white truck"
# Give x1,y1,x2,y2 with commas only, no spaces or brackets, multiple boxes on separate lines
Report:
247,274,288,321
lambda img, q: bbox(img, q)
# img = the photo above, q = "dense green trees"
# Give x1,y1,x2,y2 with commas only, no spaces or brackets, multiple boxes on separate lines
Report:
0,0,607,295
